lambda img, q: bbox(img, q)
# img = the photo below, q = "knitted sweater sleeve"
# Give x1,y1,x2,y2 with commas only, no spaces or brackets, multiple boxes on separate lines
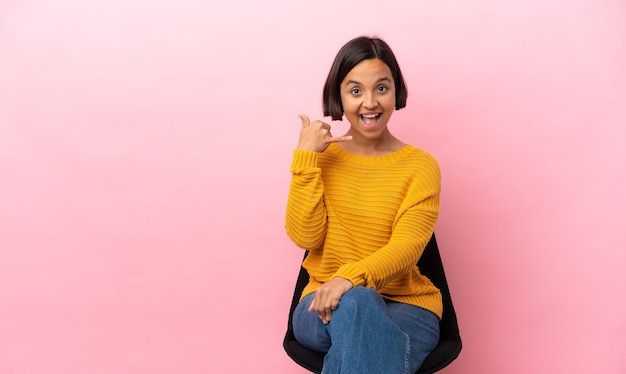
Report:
285,149,327,250
333,156,441,290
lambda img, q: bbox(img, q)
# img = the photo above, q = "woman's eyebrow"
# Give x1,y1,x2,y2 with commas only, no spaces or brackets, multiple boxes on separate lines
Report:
345,77,392,86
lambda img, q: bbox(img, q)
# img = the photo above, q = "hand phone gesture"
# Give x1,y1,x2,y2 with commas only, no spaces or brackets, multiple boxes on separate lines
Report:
297,114,352,153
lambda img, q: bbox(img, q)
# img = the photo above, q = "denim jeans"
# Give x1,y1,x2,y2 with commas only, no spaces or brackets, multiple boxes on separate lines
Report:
293,286,440,374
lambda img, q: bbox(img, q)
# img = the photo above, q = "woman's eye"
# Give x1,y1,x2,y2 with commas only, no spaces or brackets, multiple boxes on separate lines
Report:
377,86,388,92
350,88,360,95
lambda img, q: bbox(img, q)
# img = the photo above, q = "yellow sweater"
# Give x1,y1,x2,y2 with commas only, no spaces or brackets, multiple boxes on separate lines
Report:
286,143,443,319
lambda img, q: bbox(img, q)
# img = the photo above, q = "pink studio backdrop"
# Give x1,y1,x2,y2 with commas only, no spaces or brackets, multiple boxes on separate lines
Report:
1,0,625,373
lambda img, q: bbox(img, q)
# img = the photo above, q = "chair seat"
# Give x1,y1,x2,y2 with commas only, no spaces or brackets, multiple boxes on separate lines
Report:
419,340,461,373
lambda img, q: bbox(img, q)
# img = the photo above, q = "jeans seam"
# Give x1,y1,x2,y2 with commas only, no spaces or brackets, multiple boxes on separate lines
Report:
404,331,410,374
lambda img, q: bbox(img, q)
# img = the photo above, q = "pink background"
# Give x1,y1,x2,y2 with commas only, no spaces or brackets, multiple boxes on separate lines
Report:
1,0,625,373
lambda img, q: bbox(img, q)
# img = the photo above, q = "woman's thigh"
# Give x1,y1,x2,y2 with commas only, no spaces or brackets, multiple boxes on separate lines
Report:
292,292,332,353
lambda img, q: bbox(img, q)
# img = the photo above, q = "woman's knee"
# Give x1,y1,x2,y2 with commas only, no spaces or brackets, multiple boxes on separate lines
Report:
336,286,386,314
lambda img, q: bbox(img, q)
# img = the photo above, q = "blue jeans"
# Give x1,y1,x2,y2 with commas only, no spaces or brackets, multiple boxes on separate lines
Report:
293,286,440,374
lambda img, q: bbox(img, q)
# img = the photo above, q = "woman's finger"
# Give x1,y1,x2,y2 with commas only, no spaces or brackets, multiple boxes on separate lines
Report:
308,289,331,323
298,114,311,128
327,135,353,143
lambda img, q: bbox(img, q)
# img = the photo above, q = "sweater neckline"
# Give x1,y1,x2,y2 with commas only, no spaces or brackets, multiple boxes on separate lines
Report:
327,143,415,166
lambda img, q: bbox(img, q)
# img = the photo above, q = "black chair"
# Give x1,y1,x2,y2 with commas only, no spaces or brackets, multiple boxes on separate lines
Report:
283,234,462,373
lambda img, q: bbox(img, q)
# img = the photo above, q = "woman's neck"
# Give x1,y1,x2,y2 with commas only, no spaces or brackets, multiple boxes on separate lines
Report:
337,130,405,156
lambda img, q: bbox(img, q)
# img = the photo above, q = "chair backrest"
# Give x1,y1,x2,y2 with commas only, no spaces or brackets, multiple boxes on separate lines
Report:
283,234,462,374
413,234,462,373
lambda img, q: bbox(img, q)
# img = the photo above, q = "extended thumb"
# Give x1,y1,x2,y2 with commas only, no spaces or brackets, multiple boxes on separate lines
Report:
298,114,310,126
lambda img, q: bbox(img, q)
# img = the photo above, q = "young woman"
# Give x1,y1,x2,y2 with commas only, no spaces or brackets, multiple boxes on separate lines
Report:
285,36,442,374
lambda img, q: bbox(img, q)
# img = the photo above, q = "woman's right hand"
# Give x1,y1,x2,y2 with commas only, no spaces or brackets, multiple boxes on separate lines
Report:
308,277,354,324
297,114,352,152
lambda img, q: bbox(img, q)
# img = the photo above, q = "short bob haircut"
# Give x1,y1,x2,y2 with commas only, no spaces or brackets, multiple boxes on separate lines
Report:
323,36,408,121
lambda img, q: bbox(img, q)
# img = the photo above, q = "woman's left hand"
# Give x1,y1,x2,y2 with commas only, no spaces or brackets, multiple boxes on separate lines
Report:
308,277,353,324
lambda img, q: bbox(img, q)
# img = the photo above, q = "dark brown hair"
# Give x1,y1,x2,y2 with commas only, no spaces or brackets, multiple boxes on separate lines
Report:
323,36,408,120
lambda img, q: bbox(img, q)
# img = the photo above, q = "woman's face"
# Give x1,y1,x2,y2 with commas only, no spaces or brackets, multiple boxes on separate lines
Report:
340,58,396,140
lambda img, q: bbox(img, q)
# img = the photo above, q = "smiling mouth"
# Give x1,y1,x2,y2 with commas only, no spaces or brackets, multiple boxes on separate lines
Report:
360,113,381,120
360,113,381,128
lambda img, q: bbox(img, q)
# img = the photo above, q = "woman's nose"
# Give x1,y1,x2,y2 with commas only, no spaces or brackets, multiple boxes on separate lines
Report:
363,93,377,108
